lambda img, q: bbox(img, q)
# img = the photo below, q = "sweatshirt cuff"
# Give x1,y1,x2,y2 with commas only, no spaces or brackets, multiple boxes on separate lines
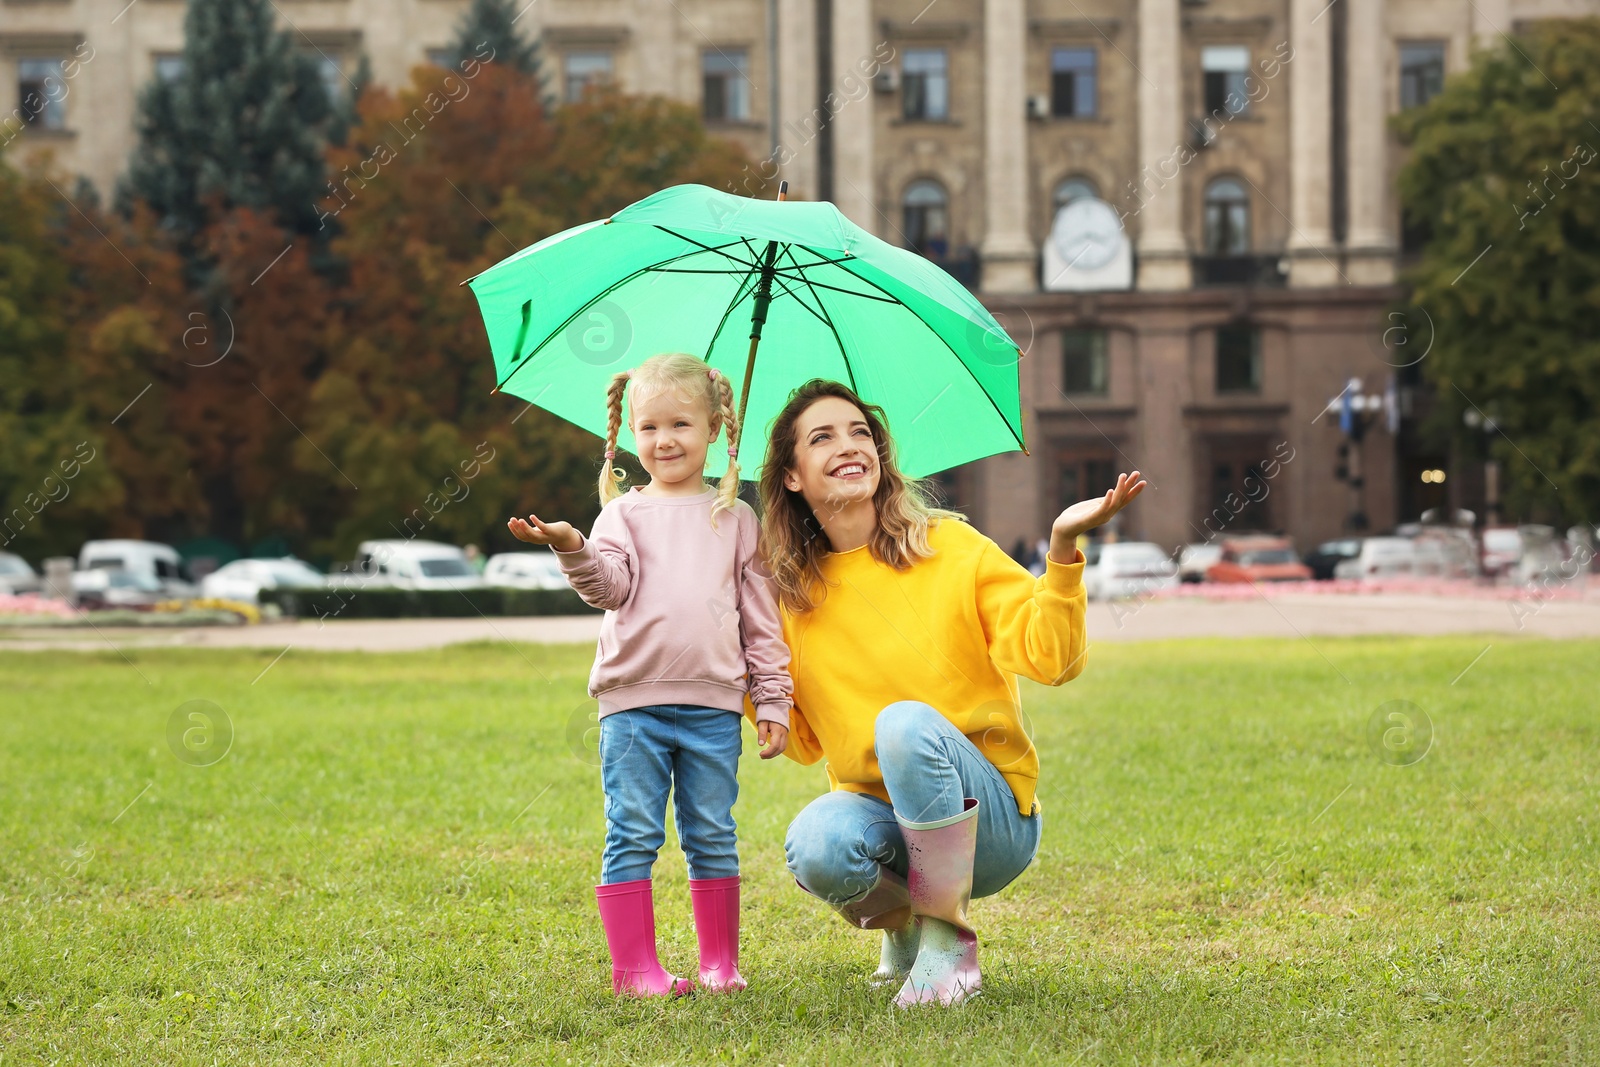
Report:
552,534,594,570
1042,549,1085,593
754,703,790,730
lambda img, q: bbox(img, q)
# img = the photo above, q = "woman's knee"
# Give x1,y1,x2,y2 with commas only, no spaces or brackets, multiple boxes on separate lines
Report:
873,700,945,769
784,795,882,902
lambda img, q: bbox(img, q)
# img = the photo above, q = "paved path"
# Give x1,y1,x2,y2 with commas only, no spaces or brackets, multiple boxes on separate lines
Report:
3,593,1597,653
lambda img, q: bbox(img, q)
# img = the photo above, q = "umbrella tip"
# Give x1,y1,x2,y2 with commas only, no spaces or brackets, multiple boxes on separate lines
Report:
490,387,501,396
777,180,788,202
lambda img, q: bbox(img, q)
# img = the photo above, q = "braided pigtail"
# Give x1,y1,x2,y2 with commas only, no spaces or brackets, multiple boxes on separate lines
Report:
709,370,741,530
597,370,631,506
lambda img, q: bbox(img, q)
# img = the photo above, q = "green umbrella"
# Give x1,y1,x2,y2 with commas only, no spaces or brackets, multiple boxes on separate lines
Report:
465,182,1027,479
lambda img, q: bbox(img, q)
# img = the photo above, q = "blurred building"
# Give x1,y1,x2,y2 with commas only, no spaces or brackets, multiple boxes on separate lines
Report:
4,0,1595,550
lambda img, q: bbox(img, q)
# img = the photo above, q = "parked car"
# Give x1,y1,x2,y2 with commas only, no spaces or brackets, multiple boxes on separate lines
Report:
0,552,42,595
73,568,167,608
1333,537,1417,581
1175,543,1223,583
1085,541,1178,601
1206,537,1312,583
338,540,484,590
1411,528,1480,580
1513,525,1566,587
1480,527,1522,580
1304,538,1361,581
483,551,569,590
75,540,198,599
200,557,327,604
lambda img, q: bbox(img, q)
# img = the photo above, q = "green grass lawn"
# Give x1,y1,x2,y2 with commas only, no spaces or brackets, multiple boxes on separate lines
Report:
2,636,1596,1065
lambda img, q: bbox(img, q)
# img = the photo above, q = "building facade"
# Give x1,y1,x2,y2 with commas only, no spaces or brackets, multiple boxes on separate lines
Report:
4,0,1596,551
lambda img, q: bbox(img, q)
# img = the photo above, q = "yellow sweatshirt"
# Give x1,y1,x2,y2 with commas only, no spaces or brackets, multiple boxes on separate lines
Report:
746,517,1087,816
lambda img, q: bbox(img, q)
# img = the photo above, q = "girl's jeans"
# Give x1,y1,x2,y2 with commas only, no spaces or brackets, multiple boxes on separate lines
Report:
598,704,742,885
784,701,1042,904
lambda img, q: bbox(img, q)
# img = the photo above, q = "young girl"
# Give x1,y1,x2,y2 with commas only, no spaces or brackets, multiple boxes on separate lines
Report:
507,352,792,997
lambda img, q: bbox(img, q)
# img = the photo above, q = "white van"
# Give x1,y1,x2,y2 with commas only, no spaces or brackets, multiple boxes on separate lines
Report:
75,539,198,598
348,540,483,590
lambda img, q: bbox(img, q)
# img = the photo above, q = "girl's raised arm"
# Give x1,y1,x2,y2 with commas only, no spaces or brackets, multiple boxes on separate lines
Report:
548,507,634,611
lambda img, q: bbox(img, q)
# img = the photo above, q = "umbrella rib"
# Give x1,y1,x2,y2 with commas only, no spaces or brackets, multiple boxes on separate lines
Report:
652,226,767,272
767,274,901,303
702,269,764,363
821,249,1027,453
495,243,724,388
778,245,858,394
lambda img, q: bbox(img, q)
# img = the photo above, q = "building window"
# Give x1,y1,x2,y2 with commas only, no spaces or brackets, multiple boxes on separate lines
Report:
902,48,948,121
1399,42,1445,109
564,51,613,103
1050,47,1097,118
17,58,68,130
1054,176,1099,212
1215,325,1261,394
1203,177,1250,255
702,50,749,122
1202,46,1250,117
902,179,949,257
154,53,185,83
315,54,347,103
1062,330,1109,396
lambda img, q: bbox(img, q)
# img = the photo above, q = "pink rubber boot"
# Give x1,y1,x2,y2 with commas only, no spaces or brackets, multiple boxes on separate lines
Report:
689,875,748,993
595,879,693,997
893,797,982,1008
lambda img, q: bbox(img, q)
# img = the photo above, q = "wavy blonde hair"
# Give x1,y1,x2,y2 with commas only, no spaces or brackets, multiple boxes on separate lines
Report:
758,379,965,614
598,352,741,528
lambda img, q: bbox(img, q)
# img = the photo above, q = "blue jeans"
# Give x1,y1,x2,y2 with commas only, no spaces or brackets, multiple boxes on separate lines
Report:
598,704,743,884
785,701,1042,903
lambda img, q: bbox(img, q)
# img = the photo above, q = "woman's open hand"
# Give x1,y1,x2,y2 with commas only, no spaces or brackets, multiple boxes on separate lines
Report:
1049,471,1147,563
507,514,583,553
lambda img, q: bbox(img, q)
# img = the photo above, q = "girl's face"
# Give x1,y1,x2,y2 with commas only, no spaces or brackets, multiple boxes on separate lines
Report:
781,396,880,514
630,385,717,489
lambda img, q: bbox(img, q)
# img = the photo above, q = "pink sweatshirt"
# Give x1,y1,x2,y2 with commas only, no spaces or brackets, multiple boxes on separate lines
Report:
553,486,792,727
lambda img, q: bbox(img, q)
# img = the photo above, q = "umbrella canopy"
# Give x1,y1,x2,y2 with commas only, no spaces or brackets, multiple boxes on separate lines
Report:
466,183,1027,480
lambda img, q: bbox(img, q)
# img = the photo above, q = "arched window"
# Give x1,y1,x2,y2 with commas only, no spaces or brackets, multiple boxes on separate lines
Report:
1053,176,1099,212
1203,177,1250,255
902,179,949,257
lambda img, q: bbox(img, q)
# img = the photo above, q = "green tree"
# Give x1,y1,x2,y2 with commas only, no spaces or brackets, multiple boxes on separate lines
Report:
1395,19,1600,524
447,0,543,78
119,0,335,278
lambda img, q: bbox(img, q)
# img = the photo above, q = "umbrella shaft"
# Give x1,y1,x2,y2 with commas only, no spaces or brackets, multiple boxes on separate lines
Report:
748,240,780,342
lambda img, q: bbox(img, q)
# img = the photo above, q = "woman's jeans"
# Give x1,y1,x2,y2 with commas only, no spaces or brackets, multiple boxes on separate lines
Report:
785,701,1042,904
599,704,743,885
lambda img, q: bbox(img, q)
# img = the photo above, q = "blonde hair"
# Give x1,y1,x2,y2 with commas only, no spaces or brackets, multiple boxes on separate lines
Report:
758,379,965,614
598,352,742,528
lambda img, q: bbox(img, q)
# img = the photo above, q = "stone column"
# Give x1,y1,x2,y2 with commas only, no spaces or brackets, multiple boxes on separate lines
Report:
1287,0,1339,287
775,0,819,201
1345,0,1394,284
979,0,1036,293
1134,0,1189,290
830,0,876,234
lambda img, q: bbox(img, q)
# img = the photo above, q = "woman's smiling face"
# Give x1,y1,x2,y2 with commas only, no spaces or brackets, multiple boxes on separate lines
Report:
781,395,880,513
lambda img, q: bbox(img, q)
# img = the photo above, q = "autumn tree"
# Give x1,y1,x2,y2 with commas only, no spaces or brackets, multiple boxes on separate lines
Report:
301,64,758,558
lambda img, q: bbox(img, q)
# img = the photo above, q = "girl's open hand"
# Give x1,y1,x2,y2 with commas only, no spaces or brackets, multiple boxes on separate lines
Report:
758,720,789,759
1049,471,1147,562
507,514,583,553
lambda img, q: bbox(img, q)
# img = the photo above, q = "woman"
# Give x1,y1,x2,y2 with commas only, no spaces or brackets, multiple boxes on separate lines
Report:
753,379,1144,1007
